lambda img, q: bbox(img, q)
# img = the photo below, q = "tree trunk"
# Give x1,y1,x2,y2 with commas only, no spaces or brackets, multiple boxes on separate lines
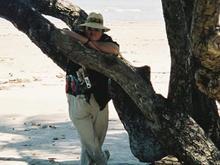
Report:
109,66,167,162
185,0,220,148
191,0,220,102
161,0,220,149
0,0,219,164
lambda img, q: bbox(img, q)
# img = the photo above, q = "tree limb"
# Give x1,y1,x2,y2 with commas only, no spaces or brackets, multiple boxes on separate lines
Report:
161,0,194,112
25,0,87,29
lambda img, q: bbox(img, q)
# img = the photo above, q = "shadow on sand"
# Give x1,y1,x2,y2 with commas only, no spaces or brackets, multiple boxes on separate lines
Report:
0,114,145,164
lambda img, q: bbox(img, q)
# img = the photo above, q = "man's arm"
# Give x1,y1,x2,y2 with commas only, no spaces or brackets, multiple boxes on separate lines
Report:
88,41,119,55
62,29,89,44
62,29,119,55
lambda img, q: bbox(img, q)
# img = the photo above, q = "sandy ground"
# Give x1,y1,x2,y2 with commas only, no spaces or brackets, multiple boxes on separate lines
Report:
0,17,171,165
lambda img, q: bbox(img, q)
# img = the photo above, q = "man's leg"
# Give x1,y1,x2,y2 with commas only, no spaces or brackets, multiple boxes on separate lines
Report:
67,94,93,165
73,110,108,165
67,94,107,165
81,144,94,165
94,105,109,145
94,105,110,161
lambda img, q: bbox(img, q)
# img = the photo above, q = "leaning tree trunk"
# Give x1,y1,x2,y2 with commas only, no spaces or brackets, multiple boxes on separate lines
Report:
190,0,220,147
161,0,220,149
0,0,219,164
191,0,220,102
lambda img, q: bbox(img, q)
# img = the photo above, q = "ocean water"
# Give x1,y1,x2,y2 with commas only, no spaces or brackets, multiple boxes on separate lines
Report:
72,0,164,22
0,1,164,24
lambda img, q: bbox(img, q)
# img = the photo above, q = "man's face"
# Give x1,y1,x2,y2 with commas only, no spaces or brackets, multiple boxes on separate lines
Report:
85,27,103,41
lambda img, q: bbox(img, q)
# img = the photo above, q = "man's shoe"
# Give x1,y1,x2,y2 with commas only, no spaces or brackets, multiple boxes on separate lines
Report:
104,150,110,160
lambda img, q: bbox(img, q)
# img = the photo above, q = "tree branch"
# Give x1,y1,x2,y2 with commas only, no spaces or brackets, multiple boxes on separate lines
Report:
25,0,87,29
161,0,194,112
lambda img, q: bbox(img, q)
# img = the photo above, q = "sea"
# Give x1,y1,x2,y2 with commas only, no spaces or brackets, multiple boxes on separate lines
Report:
0,1,164,25
72,0,164,22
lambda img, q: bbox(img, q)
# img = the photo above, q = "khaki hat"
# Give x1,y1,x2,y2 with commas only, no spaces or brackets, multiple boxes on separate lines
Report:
79,12,110,32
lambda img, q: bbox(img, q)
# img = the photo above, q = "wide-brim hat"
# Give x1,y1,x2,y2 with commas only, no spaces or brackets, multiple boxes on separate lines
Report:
79,12,110,32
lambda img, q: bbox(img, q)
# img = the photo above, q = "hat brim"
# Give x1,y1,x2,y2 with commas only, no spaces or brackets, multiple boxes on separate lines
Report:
79,23,110,32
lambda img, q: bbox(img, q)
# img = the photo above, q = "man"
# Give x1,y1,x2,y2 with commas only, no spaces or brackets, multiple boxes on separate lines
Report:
63,12,119,165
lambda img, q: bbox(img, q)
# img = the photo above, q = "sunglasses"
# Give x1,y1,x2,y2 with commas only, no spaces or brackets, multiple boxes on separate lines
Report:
86,27,103,32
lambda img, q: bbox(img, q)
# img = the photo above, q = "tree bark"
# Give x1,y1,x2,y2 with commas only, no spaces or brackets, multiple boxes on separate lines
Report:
109,66,167,162
186,0,220,150
0,0,219,164
161,0,220,149
191,0,220,102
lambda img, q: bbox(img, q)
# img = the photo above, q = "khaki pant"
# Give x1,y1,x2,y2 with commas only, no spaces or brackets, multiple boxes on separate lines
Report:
67,94,109,165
